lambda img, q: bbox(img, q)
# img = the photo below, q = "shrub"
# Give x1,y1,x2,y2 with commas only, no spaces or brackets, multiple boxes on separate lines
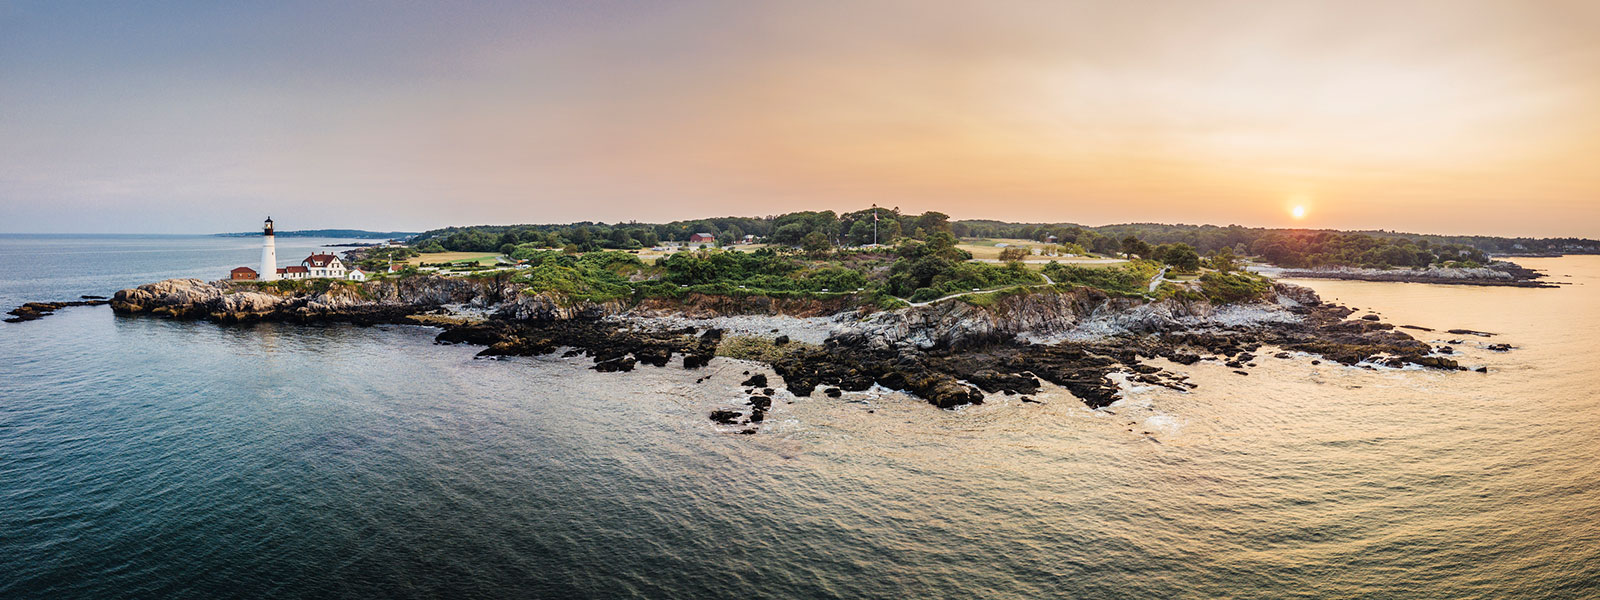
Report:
1198,271,1272,303
998,247,1030,262
1041,261,1158,295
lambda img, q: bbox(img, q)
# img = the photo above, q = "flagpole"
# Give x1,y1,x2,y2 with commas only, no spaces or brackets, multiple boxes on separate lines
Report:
872,204,878,246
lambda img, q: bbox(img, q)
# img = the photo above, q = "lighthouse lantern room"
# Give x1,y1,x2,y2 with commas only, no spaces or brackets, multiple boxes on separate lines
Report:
260,216,278,281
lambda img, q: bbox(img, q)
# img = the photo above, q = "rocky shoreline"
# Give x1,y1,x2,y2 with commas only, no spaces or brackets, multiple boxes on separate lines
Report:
90,275,1480,431
4,297,111,322
1252,261,1554,288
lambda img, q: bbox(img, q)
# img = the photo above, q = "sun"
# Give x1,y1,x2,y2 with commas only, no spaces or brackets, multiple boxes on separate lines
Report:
1291,205,1306,219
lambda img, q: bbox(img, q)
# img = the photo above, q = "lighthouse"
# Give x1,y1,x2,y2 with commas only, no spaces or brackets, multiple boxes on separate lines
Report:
260,216,278,281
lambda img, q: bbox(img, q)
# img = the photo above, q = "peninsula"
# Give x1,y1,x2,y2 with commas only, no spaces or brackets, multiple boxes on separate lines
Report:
94,209,1576,430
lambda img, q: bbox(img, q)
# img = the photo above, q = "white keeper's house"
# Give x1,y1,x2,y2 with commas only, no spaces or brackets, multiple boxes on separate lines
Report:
275,253,349,280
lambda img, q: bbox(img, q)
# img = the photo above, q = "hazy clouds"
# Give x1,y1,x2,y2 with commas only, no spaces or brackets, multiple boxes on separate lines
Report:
3,1,1598,235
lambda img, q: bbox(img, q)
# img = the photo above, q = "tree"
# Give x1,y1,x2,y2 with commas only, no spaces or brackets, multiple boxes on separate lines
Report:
801,231,831,258
609,228,633,247
1210,247,1238,272
1159,243,1201,272
636,229,660,247
998,247,1029,263
773,222,810,245
848,220,874,246
883,220,903,242
1121,236,1152,259
569,227,593,248
915,211,951,235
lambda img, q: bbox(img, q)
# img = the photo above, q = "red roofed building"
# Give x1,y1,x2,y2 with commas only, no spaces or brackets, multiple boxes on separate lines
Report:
688,233,716,245
230,267,258,280
276,265,310,279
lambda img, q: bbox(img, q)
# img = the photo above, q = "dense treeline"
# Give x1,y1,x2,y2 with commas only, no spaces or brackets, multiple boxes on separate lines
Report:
409,209,1598,267
1247,231,1487,269
962,221,1598,258
410,208,951,254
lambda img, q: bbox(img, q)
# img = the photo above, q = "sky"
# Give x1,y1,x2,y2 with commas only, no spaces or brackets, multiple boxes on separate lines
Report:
2,0,1598,237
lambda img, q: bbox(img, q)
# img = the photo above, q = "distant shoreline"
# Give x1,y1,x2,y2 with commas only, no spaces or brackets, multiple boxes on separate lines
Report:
213,229,416,239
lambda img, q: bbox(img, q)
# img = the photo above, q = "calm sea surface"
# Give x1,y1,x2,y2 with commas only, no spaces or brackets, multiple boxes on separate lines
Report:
2,235,1597,599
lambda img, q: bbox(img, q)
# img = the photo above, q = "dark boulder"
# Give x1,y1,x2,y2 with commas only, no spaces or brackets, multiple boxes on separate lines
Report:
741,373,768,388
1412,356,1459,370
1167,352,1201,365
592,356,636,372
709,410,742,425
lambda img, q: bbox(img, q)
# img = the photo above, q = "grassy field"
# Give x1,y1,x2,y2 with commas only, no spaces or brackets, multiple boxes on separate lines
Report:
408,252,503,266
1020,259,1127,271
956,238,1113,261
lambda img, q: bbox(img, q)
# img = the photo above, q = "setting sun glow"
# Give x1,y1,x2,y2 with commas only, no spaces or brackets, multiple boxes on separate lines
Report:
1292,206,1307,219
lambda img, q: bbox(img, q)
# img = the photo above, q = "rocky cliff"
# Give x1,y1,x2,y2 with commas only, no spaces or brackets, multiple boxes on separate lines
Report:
110,276,626,324
107,276,1465,417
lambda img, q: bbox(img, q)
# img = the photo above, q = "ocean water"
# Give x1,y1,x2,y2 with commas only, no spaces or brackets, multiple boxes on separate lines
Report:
1,236,1597,599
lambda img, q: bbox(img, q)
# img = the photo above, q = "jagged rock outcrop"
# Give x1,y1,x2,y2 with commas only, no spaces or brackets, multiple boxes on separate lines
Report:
832,288,1121,350
633,292,862,318
4,298,111,322
495,291,627,321
832,283,1314,351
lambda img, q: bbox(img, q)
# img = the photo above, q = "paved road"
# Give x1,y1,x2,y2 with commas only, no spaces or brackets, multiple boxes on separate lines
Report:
1148,266,1169,292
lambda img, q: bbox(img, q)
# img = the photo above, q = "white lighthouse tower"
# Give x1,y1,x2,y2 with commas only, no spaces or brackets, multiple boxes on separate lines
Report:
260,216,278,281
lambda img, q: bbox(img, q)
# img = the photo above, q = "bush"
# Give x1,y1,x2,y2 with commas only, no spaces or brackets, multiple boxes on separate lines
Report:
887,255,1039,297
1198,271,1272,303
910,288,942,303
515,262,631,304
1041,260,1159,295
998,247,1030,262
